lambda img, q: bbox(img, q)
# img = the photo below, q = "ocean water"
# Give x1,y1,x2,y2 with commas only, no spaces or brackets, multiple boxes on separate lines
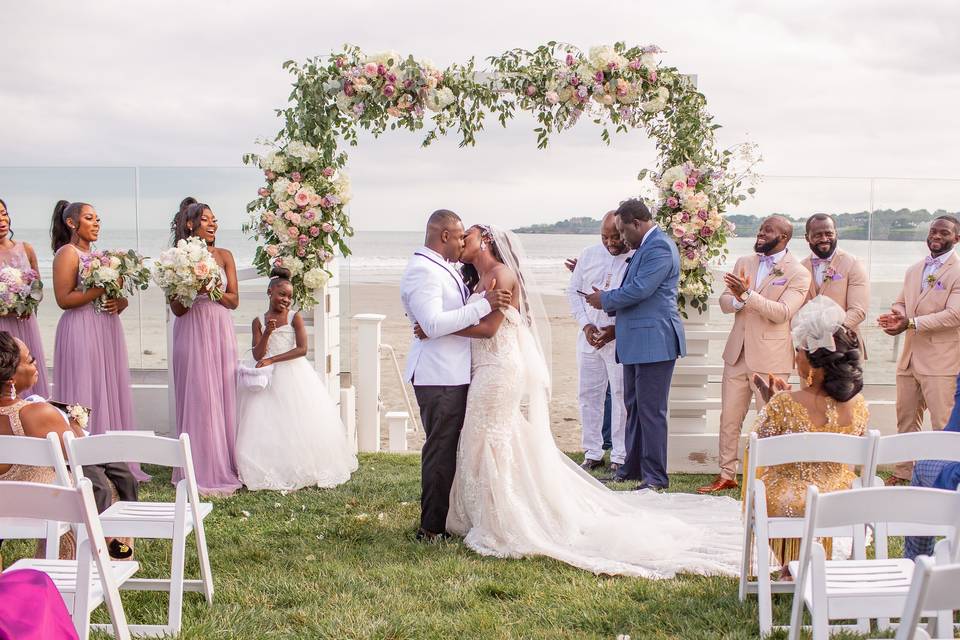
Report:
18,227,926,295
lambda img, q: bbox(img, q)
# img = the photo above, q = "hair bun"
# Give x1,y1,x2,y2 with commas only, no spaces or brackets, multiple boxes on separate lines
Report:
269,266,291,280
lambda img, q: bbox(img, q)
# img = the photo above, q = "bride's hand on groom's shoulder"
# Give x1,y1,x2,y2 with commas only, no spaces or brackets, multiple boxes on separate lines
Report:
483,278,512,311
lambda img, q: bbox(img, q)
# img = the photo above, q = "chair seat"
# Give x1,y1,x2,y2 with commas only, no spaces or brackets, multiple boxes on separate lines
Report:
5,558,139,612
789,558,915,619
98,501,213,537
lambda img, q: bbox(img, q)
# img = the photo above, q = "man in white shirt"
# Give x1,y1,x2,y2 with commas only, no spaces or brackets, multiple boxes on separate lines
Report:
400,210,512,540
567,212,632,472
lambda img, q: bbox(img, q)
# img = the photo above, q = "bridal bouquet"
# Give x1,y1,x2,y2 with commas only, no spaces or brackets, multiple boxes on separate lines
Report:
78,249,151,312
152,237,224,308
0,266,43,317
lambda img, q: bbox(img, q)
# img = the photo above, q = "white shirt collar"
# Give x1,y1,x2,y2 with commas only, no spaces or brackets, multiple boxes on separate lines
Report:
762,247,788,263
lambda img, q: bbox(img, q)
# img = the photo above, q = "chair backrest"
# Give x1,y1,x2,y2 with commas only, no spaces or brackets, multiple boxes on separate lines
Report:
0,432,71,486
0,480,87,523
63,431,188,474
749,430,878,470
896,556,960,640
874,431,960,469
805,486,960,561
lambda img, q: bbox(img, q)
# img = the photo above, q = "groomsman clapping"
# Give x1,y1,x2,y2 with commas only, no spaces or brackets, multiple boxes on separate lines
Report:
699,216,810,494
878,216,960,484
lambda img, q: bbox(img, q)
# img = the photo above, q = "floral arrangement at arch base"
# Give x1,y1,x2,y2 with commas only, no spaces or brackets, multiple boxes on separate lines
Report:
247,42,759,312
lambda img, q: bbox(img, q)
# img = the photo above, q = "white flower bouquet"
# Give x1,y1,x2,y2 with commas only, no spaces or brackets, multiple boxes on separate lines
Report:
78,249,151,312
151,237,224,308
0,266,43,317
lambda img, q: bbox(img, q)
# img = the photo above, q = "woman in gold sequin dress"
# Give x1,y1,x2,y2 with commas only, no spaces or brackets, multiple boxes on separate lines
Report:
751,296,867,570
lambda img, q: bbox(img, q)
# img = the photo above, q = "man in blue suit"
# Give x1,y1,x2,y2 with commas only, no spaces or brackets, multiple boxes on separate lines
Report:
585,199,686,490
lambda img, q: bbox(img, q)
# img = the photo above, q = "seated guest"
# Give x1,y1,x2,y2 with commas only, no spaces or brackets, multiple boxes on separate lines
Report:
0,331,136,559
750,296,867,572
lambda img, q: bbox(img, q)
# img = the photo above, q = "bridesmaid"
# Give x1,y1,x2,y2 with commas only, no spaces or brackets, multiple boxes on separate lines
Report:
50,200,149,482
0,197,48,397
169,197,242,496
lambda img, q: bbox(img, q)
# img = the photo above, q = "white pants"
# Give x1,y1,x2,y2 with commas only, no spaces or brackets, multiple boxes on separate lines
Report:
578,347,627,464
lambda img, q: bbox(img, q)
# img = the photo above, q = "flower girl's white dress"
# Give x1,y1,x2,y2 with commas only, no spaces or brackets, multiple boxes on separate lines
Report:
236,316,357,491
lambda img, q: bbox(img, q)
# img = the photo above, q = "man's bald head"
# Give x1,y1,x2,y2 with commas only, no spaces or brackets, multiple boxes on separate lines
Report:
424,209,466,262
600,210,627,256
754,215,794,255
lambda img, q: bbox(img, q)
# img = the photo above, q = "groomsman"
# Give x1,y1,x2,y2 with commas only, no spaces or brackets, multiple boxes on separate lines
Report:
698,216,811,494
586,199,685,490
800,214,870,353
878,216,960,484
567,212,632,472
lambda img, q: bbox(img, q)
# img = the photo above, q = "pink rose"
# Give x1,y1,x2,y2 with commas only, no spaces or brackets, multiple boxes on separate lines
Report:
387,106,401,117
697,209,709,220
666,196,679,208
298,234,309,245
672,226,685,237
309,226,320,237
569,75,580,87
363,62,378,78
319,196,331,209
525,84,536,97
629,59,642,70
343,83,356,97
322,167,335,177
545,91,559,105
294,190,311,207
304,210,317,221
257,187,270,197
288,227,299,237
383,84,396,98
309,194,322,207
321,222,334,233
680,212,690,223
291,171,302,182
289,213,301,225
386,72,397,83
263,212,276,224
685,250,697,260
297,247,307,257
672,180,686,193
283,211,295,222
193,262,210,278
286,182,299,195
594,71,605,83
648,71,657,83
265,245,279,257
699,226,715,237
335,57,345,68
264,170,276,180
687,176,698,187
565,53,575,66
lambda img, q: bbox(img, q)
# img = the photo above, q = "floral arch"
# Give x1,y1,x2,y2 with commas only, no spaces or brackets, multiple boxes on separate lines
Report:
244,42,757,313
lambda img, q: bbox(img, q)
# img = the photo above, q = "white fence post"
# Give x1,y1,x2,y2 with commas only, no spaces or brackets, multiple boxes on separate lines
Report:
386,412,409,453
340,386,357,455
355,313,386,452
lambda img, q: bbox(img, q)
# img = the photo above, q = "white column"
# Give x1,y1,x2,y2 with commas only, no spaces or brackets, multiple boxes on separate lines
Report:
355,313,386,452
386,412,409,453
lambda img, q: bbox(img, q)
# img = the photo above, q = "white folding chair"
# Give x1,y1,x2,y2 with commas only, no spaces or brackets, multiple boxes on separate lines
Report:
890,555,960,640
739,430,879,636
63,431,214,638
788,486,960,640
0,432,74,559
865,432,960,558
0,479,139,640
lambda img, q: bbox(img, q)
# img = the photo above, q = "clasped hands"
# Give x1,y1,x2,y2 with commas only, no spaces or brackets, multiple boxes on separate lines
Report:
877,310,909,336
583,324,615,349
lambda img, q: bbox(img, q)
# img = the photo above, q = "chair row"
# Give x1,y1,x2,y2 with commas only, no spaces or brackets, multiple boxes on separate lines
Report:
740,429,960,637
0,432,214,639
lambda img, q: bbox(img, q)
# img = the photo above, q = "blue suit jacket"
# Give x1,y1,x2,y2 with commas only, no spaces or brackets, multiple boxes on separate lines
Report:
600,226,686,365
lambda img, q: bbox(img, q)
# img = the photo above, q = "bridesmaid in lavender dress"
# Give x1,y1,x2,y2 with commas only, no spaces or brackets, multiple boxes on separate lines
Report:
50,200,148,482
0,197,48,397
168,197,242,496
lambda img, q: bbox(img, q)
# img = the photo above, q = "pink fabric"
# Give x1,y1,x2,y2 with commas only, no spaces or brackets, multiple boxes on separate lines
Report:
0,569,79,639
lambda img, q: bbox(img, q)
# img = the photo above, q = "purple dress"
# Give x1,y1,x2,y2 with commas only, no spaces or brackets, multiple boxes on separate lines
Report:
0,242,49,398
52,245,149,481
0,569,79,640
171,288,241,496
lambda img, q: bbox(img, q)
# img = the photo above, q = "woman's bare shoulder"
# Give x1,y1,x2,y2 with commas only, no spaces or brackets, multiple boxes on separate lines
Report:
19,402,65,433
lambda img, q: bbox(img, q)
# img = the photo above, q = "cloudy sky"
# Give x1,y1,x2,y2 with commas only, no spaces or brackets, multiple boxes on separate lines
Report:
1,0,958,231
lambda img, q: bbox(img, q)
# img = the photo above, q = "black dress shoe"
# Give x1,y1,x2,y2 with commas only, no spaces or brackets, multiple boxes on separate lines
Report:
108,539,133,559
580,458,605,471
415,528,451,542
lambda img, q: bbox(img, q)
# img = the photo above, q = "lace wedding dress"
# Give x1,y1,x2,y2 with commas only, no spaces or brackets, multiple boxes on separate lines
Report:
236,317,357,491
446,299,744,579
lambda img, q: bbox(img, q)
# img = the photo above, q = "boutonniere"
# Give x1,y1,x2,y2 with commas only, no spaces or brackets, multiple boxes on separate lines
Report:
771,267,784,279
824,267,842,281
926,274,945,290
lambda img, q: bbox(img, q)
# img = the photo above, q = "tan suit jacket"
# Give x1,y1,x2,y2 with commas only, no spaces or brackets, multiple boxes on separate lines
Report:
892,251,960,376
720,252,812,374
800,248,870,357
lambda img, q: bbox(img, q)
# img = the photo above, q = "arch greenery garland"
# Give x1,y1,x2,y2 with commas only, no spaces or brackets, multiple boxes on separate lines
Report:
244,42,758,313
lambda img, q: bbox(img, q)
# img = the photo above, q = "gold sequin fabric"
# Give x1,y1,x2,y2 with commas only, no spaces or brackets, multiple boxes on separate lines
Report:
755,392,867,518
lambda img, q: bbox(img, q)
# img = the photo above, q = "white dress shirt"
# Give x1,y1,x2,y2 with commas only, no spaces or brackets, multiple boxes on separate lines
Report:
733,247,788,311
567,244,632,355
400,246,492,386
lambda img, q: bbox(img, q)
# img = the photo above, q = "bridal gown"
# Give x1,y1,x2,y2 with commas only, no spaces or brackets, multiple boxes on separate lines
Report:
446,299,743,579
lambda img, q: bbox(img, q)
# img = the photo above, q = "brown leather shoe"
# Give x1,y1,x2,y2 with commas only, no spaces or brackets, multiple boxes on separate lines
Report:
697,476,739,494
884,475,910,486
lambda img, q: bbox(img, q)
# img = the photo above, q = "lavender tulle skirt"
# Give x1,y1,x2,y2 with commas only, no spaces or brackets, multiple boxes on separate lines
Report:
171,296,241,496
53,302,150,481
0,314,49,398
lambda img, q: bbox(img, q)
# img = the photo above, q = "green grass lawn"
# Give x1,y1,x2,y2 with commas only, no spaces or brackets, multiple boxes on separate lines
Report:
2,454,896,639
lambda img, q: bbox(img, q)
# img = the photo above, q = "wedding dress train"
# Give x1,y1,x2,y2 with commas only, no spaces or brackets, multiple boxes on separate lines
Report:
446,301,743,579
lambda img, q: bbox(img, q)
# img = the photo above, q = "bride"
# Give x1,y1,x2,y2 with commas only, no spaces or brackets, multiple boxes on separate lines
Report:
419,224,743,578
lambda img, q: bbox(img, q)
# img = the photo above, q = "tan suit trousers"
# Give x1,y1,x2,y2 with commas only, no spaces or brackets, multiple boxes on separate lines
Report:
894,367,957,479
719,354,791,480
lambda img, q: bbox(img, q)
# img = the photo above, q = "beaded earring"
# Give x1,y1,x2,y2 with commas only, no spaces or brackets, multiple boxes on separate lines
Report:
805,369,815,387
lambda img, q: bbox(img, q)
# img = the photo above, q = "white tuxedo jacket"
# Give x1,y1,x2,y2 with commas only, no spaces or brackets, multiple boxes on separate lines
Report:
400,247,491,386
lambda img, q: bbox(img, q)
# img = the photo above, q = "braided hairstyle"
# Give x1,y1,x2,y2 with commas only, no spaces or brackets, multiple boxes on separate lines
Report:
0,331,20,394
806,327,864,402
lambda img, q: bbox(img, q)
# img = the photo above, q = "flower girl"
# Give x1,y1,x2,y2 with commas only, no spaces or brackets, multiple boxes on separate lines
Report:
235,267,357,491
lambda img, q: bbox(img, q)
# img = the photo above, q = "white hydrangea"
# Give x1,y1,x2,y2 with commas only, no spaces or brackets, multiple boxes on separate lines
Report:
588,45,627,72
279,256,304,277
261,151,288,173
366,50,402,68
285,140,320,162
640,52,659,70
335,92,353,114
333,173,351,204
303,267,330,290
425,87,455,112
660,165,687,189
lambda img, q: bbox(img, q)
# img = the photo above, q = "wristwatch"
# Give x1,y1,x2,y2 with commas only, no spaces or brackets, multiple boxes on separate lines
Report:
907,318,917,330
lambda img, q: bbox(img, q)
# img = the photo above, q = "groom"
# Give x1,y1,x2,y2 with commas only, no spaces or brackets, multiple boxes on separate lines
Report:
586,199,685,490
400,210,512,541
